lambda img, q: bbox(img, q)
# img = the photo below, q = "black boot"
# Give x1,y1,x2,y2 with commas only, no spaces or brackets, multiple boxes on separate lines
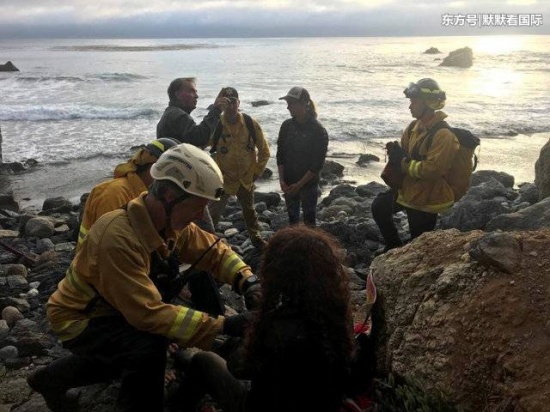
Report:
27,354,113,411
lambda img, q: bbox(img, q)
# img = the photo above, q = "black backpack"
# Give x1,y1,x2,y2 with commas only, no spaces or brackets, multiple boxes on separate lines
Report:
209,113,257,154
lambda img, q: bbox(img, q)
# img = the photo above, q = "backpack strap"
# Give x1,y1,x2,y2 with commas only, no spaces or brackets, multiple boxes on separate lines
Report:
209,121,224,154
209,113,257,154
242,113,257,148
411,120,450,160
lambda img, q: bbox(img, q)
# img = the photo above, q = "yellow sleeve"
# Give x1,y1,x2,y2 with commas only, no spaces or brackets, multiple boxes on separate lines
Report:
405,129,459,180
93,226,222,349
174,223,253,287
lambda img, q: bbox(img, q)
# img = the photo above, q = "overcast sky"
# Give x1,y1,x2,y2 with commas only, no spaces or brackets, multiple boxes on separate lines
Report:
0,0,548,38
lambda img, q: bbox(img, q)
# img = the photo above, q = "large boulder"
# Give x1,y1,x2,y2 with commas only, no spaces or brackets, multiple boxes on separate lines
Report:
0,61,19,72
471,170,514,188
439,47,473,68
371,228,550,411
439,178,515,231
486,196,550,231
535,138,550,200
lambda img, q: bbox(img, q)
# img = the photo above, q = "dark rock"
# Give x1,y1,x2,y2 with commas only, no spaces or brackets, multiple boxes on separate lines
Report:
486,197,550,231
0,160,39,175
321,160,345,178
439,198,509,231
250,100,271,107
535,138,550,200
466,178,517,201
471,170,514,188
254,192,281,208
0,61,19,72
356,153,380,166
424,47,441,54
259,167,273,179
41,197,73,213
321,184,356,206
2,319,55,357
355,182,387,198
439,47,473,68
24,217,55,239
469,232,521,273
0,193,20,213
516,183,539,206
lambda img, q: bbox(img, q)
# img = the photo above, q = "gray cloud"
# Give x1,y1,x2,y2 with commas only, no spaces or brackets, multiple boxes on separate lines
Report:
0,0,547,38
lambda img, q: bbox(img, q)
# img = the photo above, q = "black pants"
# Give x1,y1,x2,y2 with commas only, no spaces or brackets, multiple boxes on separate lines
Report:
59,316,169,412
371,190,438,248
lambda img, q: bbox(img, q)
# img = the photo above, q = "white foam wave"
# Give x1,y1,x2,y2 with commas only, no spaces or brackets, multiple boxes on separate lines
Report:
0,105,157,121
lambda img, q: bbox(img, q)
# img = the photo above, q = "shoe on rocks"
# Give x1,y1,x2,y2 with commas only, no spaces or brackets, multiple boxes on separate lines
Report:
27,368,79,412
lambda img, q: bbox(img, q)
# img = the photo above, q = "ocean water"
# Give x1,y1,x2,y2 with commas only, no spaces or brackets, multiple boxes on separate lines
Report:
1,35,549,207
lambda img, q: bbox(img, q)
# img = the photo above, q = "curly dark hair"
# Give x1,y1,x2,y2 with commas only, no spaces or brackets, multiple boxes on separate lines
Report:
244,225,355,367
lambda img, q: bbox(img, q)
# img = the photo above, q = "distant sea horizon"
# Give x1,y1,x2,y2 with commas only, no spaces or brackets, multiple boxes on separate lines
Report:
1,35,549,208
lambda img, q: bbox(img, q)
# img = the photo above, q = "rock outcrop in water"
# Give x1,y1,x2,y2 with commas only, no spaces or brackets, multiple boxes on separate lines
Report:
439,47,473,68
0,61,19,72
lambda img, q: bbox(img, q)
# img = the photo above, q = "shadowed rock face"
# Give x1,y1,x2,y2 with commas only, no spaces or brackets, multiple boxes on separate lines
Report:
439,47,473,68
371,228,550,412
535,138,550,200
0,61,19,72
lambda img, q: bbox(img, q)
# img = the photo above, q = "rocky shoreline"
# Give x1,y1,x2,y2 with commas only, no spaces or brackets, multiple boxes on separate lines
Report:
0,137,549,411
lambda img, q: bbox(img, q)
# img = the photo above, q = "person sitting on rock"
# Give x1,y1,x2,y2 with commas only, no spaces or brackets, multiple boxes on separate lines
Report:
208,87,270,249
371,78,460,255
166,225,355,412
76,137,178,251
27,143,262,412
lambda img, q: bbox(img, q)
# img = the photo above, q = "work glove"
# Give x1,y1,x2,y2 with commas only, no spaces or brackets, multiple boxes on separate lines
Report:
241,274,262,311
387,141,406,168
223,312,254,337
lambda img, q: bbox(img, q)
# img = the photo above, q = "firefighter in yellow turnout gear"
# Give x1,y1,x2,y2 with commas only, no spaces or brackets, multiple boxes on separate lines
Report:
28,144,260,412
372,78,461,255
76,137,178,251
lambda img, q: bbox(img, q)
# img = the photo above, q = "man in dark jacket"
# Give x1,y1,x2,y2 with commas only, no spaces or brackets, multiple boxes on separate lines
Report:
156,77,228,148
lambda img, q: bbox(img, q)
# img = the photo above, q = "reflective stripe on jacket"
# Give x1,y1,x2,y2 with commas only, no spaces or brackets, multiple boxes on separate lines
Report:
77,172,146,251
397,111,460,213
211,113,270,195
48,194,251,349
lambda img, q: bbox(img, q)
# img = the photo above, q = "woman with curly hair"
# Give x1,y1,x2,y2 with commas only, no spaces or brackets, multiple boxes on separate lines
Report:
169,225,355,412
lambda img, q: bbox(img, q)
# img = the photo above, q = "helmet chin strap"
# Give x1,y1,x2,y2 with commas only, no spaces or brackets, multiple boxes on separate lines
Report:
163,191,190,221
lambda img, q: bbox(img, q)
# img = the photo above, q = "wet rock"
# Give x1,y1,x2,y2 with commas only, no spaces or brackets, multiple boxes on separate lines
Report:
6,265,28,278
486,196,550,231
250,100,271,107
0,61,19,72
424,47,441,54
24,217,55,239
41,197,73,214
2,307,24,328
439,47,473,68
471,170,514,188
0,346,18,360
322,160,345,178
356,153,380,166
0,193,19,213
535,138,550,200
